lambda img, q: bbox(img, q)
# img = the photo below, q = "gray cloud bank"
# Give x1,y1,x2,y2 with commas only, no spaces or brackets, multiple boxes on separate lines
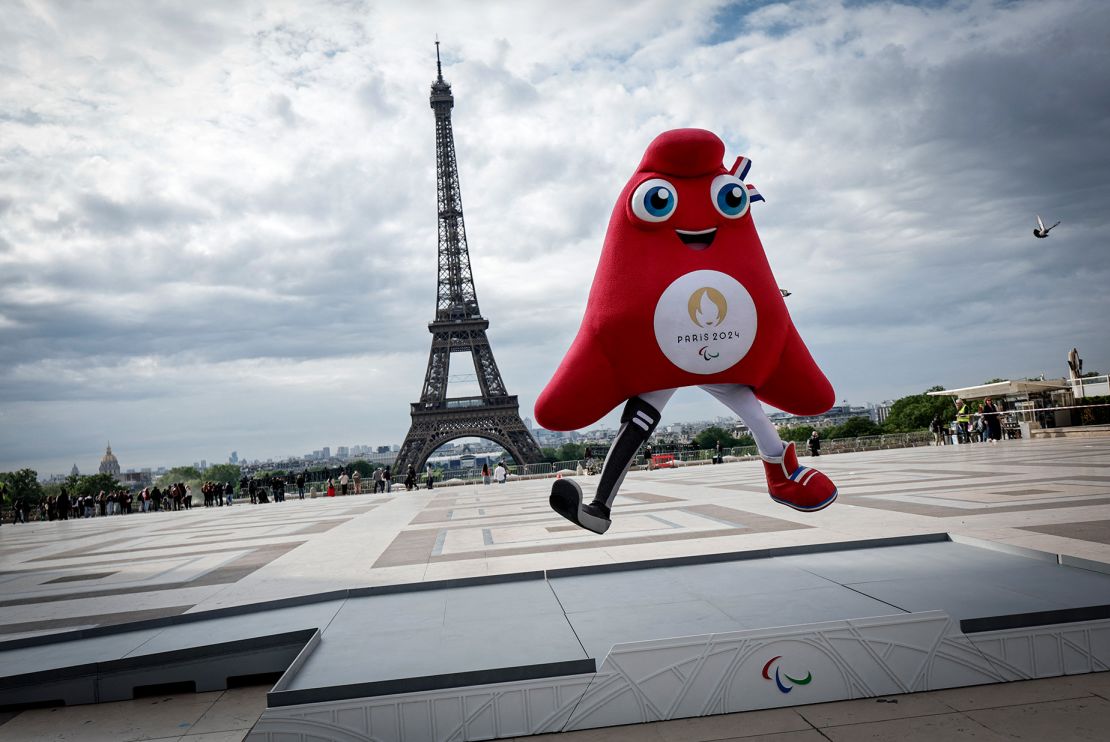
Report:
2,0,1108,474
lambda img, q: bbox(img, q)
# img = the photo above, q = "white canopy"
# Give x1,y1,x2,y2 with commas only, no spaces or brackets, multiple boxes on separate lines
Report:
926,380,1068,400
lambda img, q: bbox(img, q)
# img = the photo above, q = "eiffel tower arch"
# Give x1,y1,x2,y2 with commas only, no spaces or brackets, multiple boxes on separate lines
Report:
394,44,543,476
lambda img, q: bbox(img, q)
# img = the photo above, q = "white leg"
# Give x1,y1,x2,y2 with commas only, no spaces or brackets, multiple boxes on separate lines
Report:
700,384,785,457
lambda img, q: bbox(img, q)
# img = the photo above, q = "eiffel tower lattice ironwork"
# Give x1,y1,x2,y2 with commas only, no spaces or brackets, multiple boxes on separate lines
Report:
394,44,543,476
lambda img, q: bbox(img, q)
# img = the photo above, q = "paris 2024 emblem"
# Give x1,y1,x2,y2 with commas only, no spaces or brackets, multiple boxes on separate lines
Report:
653,269,757,374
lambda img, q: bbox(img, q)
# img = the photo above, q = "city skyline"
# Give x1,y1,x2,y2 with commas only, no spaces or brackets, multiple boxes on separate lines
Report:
3,1,1109,477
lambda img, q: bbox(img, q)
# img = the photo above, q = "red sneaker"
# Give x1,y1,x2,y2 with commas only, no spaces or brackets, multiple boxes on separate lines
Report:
761,442,838,512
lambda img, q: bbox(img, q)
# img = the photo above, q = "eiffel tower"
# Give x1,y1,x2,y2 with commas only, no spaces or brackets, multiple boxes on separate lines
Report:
394,44,543,475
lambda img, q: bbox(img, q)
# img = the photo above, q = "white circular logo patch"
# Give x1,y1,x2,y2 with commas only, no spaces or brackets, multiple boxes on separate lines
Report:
653,270,757,374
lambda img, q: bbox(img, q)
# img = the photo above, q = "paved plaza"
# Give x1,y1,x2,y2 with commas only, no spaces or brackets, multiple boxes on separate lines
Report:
2,436,1109,740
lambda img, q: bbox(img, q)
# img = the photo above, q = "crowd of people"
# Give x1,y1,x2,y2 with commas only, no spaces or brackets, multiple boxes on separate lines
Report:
4,461,500,524
932,397,1007,445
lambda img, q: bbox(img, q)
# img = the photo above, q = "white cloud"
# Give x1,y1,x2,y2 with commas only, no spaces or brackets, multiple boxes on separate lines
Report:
2,0,1109,474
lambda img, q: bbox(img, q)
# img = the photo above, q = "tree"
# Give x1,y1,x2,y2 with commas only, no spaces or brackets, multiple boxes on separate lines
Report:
0,469,45,506
556,443,586,462
205,464,242,485
693,426,732,449
779,425,816,443
883,389,955,433
348,460,374,477
157,466,202,488
828,416,883,438
72,473,122,499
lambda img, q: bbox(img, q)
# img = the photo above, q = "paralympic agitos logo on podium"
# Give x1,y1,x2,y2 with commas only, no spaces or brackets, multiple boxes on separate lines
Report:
762,655,813,694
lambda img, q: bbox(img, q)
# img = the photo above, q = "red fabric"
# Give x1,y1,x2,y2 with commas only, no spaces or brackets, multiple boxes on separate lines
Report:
535,129,833,431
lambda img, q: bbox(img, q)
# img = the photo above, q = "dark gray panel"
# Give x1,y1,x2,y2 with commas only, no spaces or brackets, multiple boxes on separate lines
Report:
775,542,1030,584
710,585,906,628
847,576,1059,620
565,599,742,660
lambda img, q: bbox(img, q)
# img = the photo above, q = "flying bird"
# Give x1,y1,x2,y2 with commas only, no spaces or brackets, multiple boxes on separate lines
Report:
1033,215,1060,238
779,289,792,298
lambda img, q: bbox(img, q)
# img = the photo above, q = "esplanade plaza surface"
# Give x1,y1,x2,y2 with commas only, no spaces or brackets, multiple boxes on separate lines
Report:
2,437,1110,741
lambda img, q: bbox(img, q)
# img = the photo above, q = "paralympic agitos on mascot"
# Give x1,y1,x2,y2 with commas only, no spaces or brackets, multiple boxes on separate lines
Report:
535,128,837,535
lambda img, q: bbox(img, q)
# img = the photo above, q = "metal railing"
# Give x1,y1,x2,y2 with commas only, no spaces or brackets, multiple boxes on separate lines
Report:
419,431,936,487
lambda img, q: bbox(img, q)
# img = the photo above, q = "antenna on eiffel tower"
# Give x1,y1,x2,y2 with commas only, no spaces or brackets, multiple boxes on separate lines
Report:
393,43,543,476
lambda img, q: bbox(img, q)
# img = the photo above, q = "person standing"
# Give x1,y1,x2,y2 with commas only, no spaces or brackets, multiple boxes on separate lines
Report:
954,398,971,444
382,466,392,493
481,463,491,485
982,397,1003,443
373,467,384,494
405,464,417,491
643,444,654,471
352,470,361,495
493,462,507,484
808,431,821,457
326,478,336,497
296,470,306,499
715,439,724,463
339,471,349,496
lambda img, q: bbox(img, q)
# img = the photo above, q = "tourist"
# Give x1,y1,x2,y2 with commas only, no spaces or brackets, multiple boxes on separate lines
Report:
383,466,392,493
327,478,336,497
982,397,1003,443
494,462,507,484
481,463,491,485
339,470,349,496
352,470,361,495
373,467,384,494
405,464,417,491
808,431,821,457
296,470,306,499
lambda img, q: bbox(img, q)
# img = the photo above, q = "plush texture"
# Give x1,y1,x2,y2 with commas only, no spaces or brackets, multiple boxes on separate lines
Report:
535,128,833,432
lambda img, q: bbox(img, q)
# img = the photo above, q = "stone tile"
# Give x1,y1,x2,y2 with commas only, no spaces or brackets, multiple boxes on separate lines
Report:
926,675,1093,711
187,686,269,734
655,707,812,741
1020,518,1110,545
819,712,1010,741
181,731,251,741
794,693,958,728
965,696,1110,740
714,731,827,742
0,692,221,742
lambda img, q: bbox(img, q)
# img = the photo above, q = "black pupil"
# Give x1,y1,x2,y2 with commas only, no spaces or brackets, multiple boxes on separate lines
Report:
649,190,670,211
725,186,744,208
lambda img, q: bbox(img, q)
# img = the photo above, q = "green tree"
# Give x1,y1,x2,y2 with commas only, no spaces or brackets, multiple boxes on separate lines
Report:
779,425,816,443
556,443,586,462
0,469,45,506
348,460,374,477
72,473,122,499
827,416,883,438
693,426,733,449
205,464,242,484
157,466,202,488
883,390,954,433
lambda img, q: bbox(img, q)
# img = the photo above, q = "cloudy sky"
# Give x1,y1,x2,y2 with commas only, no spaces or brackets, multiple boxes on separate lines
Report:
2,0,1108,475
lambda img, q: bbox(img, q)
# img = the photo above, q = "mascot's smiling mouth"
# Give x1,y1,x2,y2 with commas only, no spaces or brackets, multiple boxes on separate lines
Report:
676,228,717,250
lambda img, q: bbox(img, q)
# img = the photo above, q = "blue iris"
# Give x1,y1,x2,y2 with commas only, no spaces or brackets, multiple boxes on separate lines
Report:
643,186,675,218
716,182,748,216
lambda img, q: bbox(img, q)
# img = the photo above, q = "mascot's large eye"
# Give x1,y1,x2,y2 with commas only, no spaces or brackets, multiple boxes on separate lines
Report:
630,178,678,222
711,174,750,219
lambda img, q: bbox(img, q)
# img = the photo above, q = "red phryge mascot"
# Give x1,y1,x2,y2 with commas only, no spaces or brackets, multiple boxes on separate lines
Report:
535,128,838,534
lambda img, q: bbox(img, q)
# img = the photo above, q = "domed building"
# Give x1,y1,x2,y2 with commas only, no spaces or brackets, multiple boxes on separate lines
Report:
99,443,121,476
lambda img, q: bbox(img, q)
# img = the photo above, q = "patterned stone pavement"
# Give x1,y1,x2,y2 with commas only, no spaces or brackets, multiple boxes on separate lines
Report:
2,437,1108,642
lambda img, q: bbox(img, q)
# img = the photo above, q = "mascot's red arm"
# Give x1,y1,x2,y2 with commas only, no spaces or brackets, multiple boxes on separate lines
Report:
753,321,835,416
534,318,625,432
